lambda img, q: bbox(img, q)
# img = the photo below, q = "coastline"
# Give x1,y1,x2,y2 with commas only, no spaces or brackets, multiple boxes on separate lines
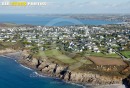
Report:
18,51,126,87
17,58,126,88
0,49,126,88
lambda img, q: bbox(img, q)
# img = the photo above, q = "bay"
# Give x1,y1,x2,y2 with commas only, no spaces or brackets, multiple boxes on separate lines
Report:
0,14,121,26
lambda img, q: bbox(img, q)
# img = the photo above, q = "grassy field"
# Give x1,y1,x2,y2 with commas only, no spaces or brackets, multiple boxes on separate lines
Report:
32,49,124,71
34,49,93,71
85,51,120,58
0,42,16,50
121,51,130,58
38,49,77,64
75,57,93,64
37,49,121,64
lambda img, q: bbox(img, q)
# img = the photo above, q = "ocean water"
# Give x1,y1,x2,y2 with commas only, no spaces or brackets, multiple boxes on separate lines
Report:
0,56,83,88
0,14,121,26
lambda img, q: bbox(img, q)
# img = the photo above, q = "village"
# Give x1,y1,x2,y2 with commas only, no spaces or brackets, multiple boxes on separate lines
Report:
0,23,130,59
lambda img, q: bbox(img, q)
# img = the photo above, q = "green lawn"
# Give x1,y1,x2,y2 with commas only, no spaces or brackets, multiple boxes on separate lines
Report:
121,51,130,58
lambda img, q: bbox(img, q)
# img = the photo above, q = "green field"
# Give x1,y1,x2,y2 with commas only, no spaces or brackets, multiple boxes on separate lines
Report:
35,49,93,70
121,51,130,58
0,42,16,50
38,49,77,64
37,49,121,65
84,51,120,58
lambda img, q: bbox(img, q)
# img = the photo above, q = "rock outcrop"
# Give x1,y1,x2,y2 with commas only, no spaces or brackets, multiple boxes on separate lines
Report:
19,57,124,86
122,75,130,88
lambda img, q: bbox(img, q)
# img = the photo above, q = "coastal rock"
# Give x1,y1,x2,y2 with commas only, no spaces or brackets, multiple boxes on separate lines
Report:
38,62,46,68
64,72,69,81
31,58,38,66
55,67,63,77
19,52,124,86
122,75,130,88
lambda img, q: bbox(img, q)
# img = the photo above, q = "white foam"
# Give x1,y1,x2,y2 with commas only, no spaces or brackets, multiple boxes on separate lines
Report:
30,72,46,78
20,64,32,71
71,83,86,88
1,55,13,59
34,72,45,77
65,81,86,88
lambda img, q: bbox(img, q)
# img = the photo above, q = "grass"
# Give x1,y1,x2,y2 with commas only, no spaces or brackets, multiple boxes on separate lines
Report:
1,42,15,46
84,51,120,58
0,42,16,50
121,51,130,58
33,49,122,71
38,49,77,64
38,49,120,64
34,49,93,71
75,57,93,64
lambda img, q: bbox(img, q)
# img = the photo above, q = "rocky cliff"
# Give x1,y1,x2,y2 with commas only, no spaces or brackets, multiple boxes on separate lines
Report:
18,56,125,86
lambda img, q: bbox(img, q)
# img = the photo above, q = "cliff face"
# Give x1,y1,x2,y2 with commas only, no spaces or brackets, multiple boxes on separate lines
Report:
18,57,124,86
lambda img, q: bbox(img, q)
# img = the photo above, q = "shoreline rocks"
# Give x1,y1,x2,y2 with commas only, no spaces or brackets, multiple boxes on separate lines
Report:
0,49,127,87
18,57,125,87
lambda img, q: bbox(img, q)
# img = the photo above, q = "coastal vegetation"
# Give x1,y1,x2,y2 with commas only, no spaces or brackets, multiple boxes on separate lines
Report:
121,51,130,58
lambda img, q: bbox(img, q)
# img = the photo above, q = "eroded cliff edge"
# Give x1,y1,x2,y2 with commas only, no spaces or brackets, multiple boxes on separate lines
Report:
18,51,129,87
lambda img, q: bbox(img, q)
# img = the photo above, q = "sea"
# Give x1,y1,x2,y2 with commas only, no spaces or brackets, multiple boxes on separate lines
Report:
0,14,121,26
0,56,126,88
0,56,84,88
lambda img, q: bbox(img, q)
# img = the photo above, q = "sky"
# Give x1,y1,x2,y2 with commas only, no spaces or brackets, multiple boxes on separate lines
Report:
0,0,130,14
